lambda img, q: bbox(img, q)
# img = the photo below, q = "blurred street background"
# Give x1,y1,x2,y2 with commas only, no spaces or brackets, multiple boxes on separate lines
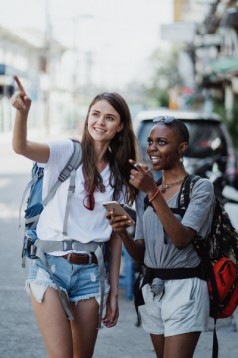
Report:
1,0,238,357
1,0,238,143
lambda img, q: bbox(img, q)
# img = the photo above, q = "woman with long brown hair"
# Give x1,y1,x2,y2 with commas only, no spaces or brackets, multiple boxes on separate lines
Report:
11,75,139,358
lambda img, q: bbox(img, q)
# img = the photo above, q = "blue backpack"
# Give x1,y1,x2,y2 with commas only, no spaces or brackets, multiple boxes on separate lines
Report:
18,139,108,326
19,138,82,266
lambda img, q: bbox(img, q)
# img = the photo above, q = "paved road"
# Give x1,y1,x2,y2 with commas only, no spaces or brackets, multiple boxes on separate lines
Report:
0,137,238,357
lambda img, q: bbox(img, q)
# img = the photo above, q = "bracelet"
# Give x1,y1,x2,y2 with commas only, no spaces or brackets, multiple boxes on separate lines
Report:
148,187,161,202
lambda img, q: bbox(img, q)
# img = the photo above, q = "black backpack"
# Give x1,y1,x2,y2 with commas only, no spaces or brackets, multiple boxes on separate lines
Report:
178,175,238,358
176,175,238,316
140,174,238,358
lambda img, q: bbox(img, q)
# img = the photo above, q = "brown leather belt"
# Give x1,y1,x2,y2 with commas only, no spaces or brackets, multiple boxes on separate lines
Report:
62,252,98,265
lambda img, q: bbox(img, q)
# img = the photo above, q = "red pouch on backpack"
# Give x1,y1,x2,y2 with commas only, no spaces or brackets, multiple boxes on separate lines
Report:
220,282,238,318
208,257,238,318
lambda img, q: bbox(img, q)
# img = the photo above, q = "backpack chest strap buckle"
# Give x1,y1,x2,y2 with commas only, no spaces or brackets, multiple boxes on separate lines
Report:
63,239,74,251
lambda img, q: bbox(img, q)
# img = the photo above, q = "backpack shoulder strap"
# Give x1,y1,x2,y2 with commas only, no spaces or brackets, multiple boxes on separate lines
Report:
178,174,201,210
144,174,201,216
42,139,82,206
170,174,201,217
58,138,82,182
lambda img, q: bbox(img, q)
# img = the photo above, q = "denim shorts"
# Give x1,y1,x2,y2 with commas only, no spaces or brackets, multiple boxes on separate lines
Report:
139,277,209,336
26,254,110,306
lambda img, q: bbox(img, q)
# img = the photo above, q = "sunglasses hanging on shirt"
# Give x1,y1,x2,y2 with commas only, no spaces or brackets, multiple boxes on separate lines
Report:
83,193,95,211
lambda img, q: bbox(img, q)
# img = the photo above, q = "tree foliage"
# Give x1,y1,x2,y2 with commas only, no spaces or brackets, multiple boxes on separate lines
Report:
142,48,181,107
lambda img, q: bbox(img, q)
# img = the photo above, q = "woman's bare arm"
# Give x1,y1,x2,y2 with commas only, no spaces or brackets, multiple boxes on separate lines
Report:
105,210,145,264
102,232,122,327
11,76,50,163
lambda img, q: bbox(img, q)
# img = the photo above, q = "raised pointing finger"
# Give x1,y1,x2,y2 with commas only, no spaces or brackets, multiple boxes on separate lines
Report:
132,162,149,172
13,75,26,95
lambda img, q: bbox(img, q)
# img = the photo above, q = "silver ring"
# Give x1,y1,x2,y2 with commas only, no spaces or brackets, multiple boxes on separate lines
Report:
130,174,134,180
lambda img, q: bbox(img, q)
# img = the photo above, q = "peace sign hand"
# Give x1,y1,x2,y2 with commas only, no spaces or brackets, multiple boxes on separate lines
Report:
11,75,31,113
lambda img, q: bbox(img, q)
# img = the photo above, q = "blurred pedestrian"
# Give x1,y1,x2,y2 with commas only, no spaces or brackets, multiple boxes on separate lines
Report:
11,75,139,358
106,116,215,358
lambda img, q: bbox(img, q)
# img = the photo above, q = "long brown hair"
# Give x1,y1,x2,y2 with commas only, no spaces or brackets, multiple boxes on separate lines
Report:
81,92,139,205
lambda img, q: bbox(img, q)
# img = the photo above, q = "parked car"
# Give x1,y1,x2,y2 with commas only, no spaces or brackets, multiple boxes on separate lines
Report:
133,108,238,189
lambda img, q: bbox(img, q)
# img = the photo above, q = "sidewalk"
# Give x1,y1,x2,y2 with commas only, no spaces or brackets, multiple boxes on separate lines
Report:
94,289,238,358
233,307,238,332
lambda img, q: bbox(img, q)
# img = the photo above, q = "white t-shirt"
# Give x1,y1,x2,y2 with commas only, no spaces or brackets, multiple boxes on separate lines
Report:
36,139,126,252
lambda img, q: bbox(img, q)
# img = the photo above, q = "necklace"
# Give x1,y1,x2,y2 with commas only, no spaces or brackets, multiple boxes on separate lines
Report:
161,178,184,193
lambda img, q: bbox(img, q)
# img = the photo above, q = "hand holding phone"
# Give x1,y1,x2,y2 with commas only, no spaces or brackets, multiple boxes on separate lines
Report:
103,201,135,225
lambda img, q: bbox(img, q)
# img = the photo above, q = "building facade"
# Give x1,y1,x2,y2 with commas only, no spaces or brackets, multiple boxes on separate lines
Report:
0,25,74,137
161,0,238,116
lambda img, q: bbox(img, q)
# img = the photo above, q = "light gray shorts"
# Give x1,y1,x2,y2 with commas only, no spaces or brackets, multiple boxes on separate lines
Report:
138,277,209,336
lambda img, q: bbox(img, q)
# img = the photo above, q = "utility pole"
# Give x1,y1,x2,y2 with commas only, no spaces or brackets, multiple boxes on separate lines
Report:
44,0,51,136
72,14,93,122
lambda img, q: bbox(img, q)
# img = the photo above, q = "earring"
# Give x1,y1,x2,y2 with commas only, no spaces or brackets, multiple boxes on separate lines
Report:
179,153,184,162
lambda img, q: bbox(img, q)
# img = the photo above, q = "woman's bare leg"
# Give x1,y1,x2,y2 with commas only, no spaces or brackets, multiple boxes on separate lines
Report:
164,332,201,358
150,332,200,358
70,297,99,358
30,287,73,358
150,334,165,358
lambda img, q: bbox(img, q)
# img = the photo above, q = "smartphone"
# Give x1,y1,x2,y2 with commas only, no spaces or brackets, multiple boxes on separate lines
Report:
102,201,135,225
